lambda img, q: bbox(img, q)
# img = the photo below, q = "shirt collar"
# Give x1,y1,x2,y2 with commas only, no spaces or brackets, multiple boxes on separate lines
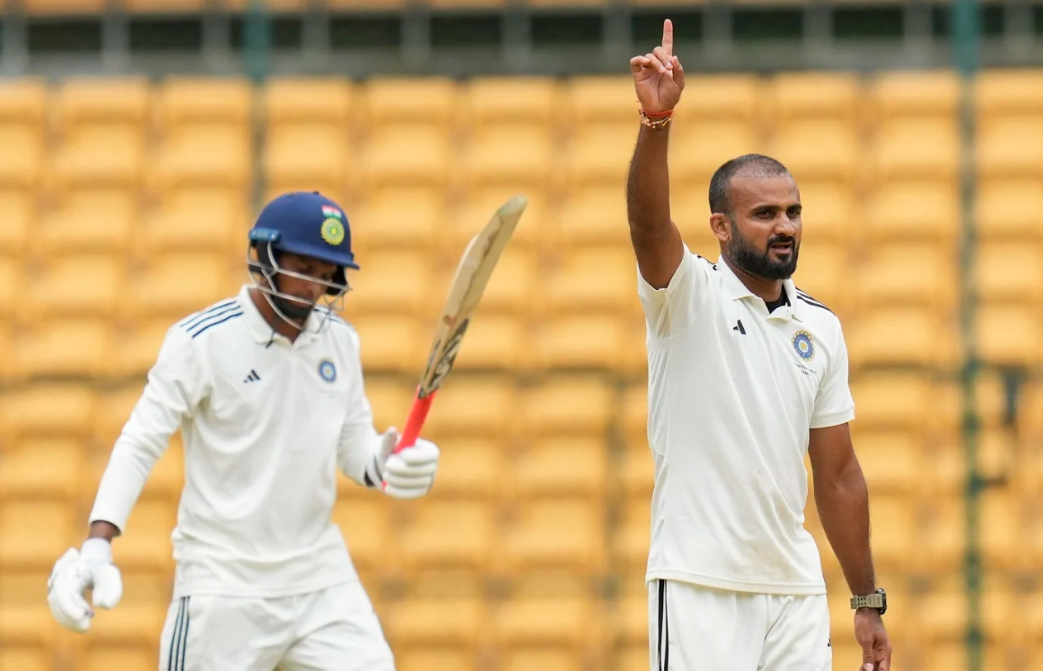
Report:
715,255,804,322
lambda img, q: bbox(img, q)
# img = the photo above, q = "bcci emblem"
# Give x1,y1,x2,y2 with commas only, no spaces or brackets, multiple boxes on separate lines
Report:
318,359,337,383
792,330,815,361
320,217,345,246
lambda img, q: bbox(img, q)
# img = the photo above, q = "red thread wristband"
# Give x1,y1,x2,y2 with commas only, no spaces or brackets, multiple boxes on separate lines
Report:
642,108,674,118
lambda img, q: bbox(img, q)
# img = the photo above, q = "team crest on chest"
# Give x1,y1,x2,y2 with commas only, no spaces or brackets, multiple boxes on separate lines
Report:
318,359,337,383
792,330,815,361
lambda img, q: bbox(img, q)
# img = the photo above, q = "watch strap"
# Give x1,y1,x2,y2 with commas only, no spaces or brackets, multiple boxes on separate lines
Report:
850,593,885,610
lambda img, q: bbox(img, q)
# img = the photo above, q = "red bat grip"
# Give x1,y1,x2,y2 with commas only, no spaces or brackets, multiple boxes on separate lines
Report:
394,390,437,454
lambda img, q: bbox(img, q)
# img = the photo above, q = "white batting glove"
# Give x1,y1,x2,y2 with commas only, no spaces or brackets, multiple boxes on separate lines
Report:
47,538,123,634
375,428,440,500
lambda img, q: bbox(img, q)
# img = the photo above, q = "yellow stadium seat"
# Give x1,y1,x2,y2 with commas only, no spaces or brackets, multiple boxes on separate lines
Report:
853,430,918,494
0,568,55,645
353,376,412,437
340,250,432,317
620,436,653,497
34,190,137,256
670,120,761,187
614,497,650,570
975,243,1043,306
546,248,635,316
113,500,175,572
124,252,234,321
10,319,111,380
331,496,395,572
871,119,960,183
0,190,33,256
768,72,861,126
565,76,635,125
462,127,554,190
359,129,451,189
0,78,47,127
622,383,647,437
512,435,607,499
976,69,1043,118
396,648,476,671
868,70,960,122
47,131,144,192
152,132,252,196
919,580,968,642
352,186,444,253
90,572,170,640
520,377,612,436
866,180,961,243
23,254,123,321
54,77,149,145
552,186,633,250
142,188,246,256
263,127,350,203
441,314,524,372
564,126,636,189
385,596,484,647
21,0,104,10
0,647,51,671
265,78,353,126
398,500,494,570
849,373,932,430
454,186,546,251
975,179,1043,241
0,500,74,569
975,305,1041,366
420,377,516,438
0,384,96,440
0,438,83,501
846,308,954,369
157,77,252,135
535,315,624,370
363,77,456,129
868,493,919,570
0,257,20,321
794,181,854,244
855,244,958,312
464,77,557,130
503,497,604,571
921,496,964,571
111,319,172,378
495,579,601,649
348,315,419,372
771,121,858,184
81,645,158,671
500,649,584,671
790,243,848,314
679,74,761,124
615,643,649,671
974,371,1015,430
976,118,1043,179
0,127,44,190
420,436,503,499
980,489,1023,570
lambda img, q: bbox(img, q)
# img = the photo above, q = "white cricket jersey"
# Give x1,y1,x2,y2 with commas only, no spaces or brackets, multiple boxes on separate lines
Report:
89,285,382,598
638,245,855,596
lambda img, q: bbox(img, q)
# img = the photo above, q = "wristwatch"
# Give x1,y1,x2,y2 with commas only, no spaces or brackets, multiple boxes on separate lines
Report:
850,587,887,615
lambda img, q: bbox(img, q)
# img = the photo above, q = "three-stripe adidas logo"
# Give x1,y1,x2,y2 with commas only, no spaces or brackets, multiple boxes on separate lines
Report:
243,369,261,384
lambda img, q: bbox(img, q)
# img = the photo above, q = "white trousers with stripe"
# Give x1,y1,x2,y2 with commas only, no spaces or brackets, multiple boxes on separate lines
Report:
158,580,394,671
648,579,832,671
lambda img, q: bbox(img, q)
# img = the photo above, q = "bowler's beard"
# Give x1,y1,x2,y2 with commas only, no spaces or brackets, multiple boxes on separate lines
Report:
726,220,799,280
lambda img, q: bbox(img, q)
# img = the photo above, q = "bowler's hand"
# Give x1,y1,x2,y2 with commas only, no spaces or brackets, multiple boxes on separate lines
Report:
854,609,892,671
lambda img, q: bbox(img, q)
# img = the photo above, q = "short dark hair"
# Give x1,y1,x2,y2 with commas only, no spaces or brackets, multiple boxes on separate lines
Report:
708,154,791,216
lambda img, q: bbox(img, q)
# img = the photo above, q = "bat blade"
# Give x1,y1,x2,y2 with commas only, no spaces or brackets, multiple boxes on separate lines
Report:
392,194,527,454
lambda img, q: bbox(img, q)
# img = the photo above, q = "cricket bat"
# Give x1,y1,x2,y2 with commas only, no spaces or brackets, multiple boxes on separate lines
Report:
392,194,528,454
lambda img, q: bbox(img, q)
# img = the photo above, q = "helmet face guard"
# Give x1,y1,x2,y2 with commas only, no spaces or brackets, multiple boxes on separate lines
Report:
247,230,353,333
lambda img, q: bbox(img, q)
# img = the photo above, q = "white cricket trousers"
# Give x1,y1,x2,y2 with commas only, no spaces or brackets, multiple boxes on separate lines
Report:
648,579,832,671
158,580,394,671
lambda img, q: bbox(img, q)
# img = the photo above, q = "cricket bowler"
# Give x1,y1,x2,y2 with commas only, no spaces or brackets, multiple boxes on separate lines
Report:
627,20,893,671
46,191,440,670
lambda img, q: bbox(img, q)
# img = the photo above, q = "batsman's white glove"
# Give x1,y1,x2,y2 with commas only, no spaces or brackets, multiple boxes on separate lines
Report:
375,428,439,499
47,538,123,634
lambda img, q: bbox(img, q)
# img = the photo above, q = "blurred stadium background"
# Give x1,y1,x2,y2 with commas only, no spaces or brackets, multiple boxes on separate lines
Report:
0,0,1041,670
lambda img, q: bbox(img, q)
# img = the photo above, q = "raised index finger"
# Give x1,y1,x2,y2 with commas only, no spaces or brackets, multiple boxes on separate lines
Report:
662,18,674,56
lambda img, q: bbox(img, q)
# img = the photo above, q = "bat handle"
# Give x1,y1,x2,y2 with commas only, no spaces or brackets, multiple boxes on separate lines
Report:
394,389,437,454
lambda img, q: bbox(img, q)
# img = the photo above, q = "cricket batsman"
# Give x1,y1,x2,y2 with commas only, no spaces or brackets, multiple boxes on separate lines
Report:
627,20,893,671
46,191,440,670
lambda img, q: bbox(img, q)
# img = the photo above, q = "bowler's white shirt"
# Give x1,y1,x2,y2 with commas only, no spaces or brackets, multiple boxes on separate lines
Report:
638,245,855,595
89,285,381,598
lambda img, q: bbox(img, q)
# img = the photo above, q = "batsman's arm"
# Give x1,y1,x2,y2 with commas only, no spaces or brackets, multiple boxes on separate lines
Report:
88,328,211,539
627,127,684,290
335,328,385,489
808,423,876,597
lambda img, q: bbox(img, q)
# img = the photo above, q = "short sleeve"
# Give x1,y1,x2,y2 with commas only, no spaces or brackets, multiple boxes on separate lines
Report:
636,245,713,339
810,325,856,429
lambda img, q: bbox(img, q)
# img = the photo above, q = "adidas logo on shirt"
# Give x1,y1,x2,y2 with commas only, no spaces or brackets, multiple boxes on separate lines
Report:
243,369,261,384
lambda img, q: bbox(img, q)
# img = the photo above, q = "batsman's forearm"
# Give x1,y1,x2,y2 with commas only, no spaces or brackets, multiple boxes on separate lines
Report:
815,468,876,596
626,125,672,234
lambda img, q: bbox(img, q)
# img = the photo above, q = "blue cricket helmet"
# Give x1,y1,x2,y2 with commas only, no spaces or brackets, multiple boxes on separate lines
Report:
248,191,359,296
